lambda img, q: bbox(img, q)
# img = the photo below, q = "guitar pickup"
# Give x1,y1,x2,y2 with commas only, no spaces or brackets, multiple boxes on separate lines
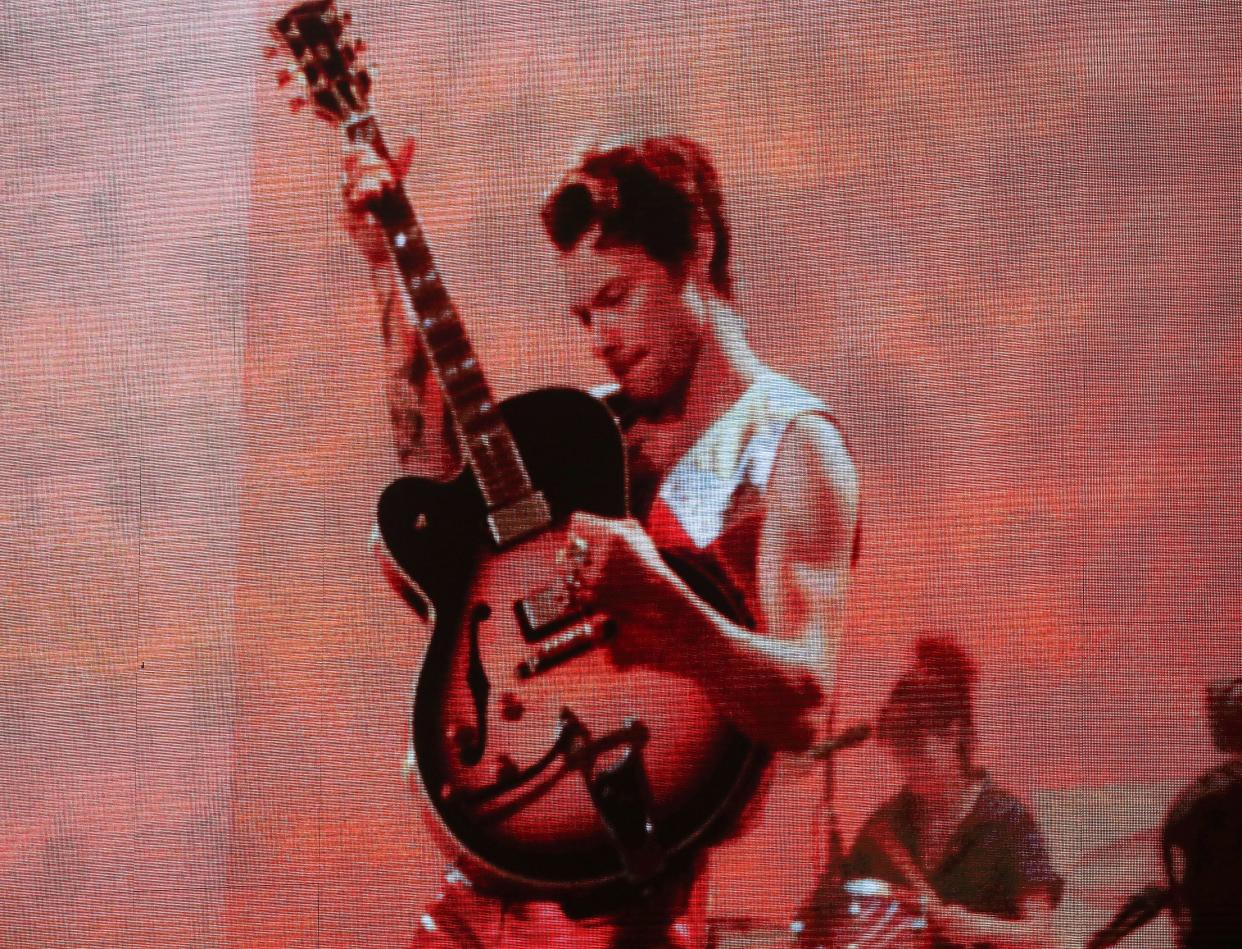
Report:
515,619,617,678
487,491,552,548
514,580,581,643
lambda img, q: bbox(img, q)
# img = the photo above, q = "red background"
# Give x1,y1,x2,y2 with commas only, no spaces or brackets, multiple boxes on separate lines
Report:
0,1,1238,946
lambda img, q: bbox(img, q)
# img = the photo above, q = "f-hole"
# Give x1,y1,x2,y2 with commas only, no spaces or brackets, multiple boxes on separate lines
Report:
458,601,492,766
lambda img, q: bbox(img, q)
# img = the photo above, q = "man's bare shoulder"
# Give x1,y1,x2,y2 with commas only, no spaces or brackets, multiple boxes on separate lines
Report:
772,412,859,507
761,410,860,570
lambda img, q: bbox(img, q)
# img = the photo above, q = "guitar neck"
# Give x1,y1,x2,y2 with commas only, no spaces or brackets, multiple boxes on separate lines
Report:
347,116,537,516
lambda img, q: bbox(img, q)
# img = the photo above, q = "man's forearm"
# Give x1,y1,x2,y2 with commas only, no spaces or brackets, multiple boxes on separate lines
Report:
647,569,827,752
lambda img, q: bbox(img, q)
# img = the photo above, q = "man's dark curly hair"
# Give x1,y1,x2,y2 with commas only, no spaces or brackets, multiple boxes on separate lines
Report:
541,134,734,299
876,636,980,767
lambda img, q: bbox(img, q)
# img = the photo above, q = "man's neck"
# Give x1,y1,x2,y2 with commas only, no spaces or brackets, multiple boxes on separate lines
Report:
649,297,758,437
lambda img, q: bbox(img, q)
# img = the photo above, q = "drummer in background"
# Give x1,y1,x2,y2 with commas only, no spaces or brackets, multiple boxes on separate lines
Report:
842,636,1062,949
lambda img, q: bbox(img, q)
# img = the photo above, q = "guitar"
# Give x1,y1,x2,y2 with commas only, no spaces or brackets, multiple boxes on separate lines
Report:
267,1,763,907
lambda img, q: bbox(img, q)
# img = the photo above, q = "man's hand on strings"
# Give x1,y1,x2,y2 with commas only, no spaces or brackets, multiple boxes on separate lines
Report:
340,138,415,267
558,512,695,673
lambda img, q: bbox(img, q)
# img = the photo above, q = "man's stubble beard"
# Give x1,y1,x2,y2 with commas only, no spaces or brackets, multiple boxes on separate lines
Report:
625,331,702,424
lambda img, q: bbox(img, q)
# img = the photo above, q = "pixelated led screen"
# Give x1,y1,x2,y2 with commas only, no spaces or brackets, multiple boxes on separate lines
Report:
0,2,1238,947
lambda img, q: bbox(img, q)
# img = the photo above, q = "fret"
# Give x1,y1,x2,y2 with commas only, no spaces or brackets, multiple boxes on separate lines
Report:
471,420,512,447
429,335,472,371
416,306,450,334
442,365,484,390
467,424,522,470
408,274,446,308
463,420,532,511
442,354,477,379
459,405,501,436
461,403,500,432
444,376,490,406
422,317,464,351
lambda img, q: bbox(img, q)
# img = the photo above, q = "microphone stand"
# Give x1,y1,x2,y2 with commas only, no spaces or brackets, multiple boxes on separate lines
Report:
1085,886,1170,949
792,723,872,947
809,723,872,884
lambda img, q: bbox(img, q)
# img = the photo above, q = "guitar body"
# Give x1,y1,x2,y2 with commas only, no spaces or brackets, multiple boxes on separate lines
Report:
378,387,762,902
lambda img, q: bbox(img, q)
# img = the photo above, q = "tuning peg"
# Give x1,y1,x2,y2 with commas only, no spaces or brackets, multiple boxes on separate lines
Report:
277,71,312,96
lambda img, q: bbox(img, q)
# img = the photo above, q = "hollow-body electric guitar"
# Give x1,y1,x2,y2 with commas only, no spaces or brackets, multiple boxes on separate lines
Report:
269,0,763,905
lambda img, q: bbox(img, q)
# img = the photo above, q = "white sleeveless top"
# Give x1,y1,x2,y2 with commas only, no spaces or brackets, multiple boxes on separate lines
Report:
598,368,843,620
657,369,829,546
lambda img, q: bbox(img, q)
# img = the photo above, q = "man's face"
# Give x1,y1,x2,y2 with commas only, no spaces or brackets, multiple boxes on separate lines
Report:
560,240,703,409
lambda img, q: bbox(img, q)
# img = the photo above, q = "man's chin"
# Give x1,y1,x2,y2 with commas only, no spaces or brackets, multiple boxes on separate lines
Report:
618,383,661,415
619,379,687,422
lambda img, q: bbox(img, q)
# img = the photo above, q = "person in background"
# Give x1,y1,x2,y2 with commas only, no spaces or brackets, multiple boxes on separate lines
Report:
1161,676,1242,948
840,636,1062,949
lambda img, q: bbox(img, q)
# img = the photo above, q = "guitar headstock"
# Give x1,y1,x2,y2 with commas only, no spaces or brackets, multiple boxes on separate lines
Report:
266,0,370,127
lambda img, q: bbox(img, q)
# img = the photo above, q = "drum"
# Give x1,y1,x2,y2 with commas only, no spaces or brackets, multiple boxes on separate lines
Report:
792,878,930,949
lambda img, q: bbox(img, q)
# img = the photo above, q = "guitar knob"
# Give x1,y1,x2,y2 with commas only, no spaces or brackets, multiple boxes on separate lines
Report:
500,692,524,721
451,724,478,758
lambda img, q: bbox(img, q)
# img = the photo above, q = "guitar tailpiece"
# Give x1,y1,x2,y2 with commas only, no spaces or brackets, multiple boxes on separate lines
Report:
583,722,667,885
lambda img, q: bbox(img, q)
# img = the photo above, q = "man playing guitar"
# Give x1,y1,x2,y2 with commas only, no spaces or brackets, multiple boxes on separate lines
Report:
344,132,860,948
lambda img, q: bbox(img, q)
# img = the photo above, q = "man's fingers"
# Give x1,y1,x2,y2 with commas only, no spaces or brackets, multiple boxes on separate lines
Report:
343,174,390,210
569,510,604,533
392,138,416,179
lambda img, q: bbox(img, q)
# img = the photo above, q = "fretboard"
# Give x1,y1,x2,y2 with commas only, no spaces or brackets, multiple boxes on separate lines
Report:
348,117,535,513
